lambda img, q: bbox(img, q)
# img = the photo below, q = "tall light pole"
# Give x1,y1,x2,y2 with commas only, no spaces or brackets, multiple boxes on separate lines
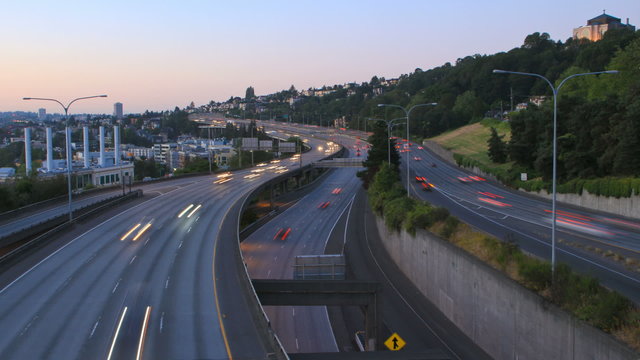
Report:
492,69,617,275
23,95,107,222
378,103,437,197
367,117,405,164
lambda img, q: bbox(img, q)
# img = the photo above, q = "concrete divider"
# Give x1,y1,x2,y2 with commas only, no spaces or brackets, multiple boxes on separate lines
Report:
374,215,638,359
0,190,143,267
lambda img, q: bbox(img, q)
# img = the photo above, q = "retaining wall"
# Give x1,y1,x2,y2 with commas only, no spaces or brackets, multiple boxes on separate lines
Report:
375,216,638,360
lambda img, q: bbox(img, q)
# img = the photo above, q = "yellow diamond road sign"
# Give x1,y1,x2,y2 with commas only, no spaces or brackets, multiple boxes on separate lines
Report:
384,333,406,351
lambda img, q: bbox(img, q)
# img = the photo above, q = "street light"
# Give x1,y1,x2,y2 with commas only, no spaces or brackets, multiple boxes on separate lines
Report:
367,117,405,164
23,95,108,222
378,102,437,197
492,69,617,275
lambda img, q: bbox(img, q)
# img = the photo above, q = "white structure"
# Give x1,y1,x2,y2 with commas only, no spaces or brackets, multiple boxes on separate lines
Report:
46,127,53,171
83,126,90,168
24,128,32,174
114,125,121,166
0,167,16,182
99,126,106,166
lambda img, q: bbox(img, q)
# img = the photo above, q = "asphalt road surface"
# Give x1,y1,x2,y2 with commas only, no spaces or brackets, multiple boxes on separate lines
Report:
0,128,333,359
403,142,640,303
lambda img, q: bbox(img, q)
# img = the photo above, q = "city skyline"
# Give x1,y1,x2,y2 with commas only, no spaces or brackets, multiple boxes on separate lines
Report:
1,0,638,114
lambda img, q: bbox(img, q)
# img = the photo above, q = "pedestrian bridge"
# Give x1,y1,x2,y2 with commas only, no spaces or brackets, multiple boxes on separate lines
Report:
312,158,364,168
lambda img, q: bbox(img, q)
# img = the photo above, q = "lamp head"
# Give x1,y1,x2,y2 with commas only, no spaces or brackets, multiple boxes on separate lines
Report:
377,104,385,107
604,70,619,74
493,69,507,74
23,97,32,100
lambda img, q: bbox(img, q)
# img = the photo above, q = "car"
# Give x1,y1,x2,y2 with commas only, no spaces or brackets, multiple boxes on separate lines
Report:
421,182,434,191
457,176,472,183
415,176,425,182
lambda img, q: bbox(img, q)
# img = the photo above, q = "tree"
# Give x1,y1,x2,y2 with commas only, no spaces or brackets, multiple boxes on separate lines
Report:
487,127,507,163
361,121,400,187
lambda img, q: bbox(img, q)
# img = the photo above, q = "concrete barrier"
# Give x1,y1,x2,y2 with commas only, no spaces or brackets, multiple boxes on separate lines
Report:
423,140,640,220
0,190,143,268
374,216,638,360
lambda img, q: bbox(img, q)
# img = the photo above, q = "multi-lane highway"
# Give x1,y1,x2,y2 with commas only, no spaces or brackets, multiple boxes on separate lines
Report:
403,142,640,303
0,128,333,359
241,148,361,354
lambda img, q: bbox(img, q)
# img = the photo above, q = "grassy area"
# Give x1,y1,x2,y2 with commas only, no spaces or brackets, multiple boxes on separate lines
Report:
431,118,510,166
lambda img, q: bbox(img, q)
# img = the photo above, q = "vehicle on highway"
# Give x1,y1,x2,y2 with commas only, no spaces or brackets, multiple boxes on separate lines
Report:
415,175,426,182
421,182,434,191
457,176,473,183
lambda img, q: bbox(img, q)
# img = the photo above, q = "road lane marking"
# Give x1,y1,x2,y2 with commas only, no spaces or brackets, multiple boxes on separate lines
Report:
165,277,170,289
145,238,150,246
0,182,194,295
129,256,137,264
89,318,100,338
107,307,128,360
112,279,121,293
267,269,271,277
136,306,152,360
20,315,38,337
292,308,295,317
295,338,299,350
160,312,165,333
121,223,141,241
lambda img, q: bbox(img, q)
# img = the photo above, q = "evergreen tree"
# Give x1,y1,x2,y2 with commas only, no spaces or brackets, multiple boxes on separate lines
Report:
487,127,507,163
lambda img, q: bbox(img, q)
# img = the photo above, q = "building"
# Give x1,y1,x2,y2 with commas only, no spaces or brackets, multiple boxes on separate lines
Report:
0,167,15,182
573,12,635,42
153,143,177,164
113,102,124,119
38,108,46,121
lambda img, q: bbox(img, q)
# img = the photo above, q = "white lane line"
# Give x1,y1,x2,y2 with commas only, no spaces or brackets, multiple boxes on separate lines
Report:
107,307,128,360
136,306,152,360
19,315,38,337
129,255,137,264
292,308,295,317
363,209,462,359
274,256,278,261
112,279,121,293
145,238,150,246
165,278,170,289
160,312,165,333
295,338,299,350
187,227,192,233
178,240,183,249
195,216,200,222
89,318,100,338
267,269,271,277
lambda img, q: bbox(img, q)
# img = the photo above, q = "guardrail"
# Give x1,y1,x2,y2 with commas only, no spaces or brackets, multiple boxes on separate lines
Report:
223,145,346,359
0,190,143,266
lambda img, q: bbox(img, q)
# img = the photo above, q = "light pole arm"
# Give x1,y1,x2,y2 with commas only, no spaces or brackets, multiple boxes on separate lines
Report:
66,95,108,111
23,97,67,112
557,71,618,91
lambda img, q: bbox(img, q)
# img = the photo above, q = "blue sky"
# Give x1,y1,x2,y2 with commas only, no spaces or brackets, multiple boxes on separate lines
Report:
1,0,638,114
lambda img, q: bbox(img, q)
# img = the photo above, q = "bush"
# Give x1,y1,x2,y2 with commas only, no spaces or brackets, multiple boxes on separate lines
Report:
404,203,433,235
518,258,552,291
429,206,450,223
384,196,415,231
440,216,459,239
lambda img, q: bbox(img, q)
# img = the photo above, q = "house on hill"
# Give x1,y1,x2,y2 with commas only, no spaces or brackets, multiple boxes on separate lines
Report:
573,12,635,42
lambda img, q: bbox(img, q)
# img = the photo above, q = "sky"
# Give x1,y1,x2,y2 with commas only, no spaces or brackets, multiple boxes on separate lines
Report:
1,0,638,115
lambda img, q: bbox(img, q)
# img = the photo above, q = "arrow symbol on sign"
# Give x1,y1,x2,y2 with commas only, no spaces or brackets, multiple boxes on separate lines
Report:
392,337,398,349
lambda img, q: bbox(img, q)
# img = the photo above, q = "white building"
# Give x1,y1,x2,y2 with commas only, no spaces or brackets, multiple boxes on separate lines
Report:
113,102,124,119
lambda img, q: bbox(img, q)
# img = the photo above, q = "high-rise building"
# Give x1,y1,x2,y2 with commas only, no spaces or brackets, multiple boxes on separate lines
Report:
113,102,123,119
573,12,635,42
38,108,46,121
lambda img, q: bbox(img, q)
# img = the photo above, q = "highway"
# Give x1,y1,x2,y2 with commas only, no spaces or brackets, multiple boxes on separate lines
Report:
241,150,361,353
403,142,640,303
0,128,333,359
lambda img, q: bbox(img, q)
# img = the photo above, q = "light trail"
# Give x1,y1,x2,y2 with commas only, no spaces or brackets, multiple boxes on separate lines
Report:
107,307,128,360
187,204,202,218
178,204,194,218
136,306,152,360
120,224,141,241
132,223,152,241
